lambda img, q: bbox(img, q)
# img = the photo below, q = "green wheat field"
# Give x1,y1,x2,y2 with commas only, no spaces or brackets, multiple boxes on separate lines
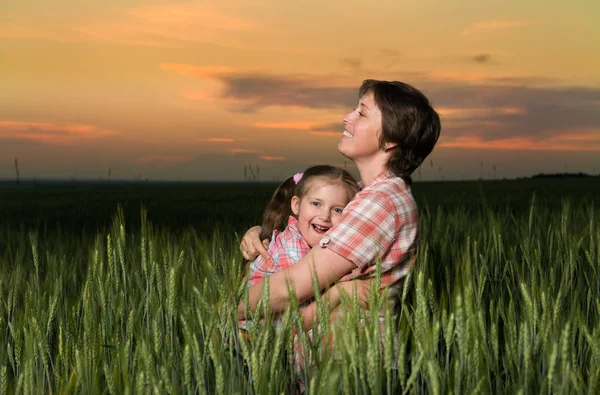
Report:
1,177,599,394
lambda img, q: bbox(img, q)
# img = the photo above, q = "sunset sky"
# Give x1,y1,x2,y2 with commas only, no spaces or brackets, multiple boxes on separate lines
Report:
1,0,599,181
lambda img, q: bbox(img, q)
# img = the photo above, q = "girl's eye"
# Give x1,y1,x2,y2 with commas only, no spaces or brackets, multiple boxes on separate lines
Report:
311,201,320,207
333,208,343,214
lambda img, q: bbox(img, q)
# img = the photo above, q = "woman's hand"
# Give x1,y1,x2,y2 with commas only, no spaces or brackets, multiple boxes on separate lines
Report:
240,226,270,261
298,279,371,330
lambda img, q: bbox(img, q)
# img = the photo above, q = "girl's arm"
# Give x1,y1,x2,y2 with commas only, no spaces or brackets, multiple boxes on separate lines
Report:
240,226,270,261
237,246,356,320
299,279,371,330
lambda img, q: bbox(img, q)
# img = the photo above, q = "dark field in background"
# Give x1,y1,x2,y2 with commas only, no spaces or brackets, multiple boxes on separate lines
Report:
2,177,599,236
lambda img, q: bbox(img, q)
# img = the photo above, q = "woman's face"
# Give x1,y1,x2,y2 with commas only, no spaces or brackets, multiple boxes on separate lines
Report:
338,93,383,161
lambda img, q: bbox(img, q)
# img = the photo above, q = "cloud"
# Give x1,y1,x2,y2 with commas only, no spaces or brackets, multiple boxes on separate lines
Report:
379,48,400,57
134,155,195,164
206,138,234,143
340,58,363,71
378,49,401,69
426,71,552,85
309,131,340,137
310,122,342,132
161,63,236,78
202,137,248,143
164,63,356,111
307,122,342,137
164,63,600,150
218,74,356,112
1,3,259,48
471,54,493,64
229,148,259,154
252,121,319,130
439,129,600,151
247,120,342,137
260,156,286,161
427,84,600,141
461,20,530,36
0,120,118,145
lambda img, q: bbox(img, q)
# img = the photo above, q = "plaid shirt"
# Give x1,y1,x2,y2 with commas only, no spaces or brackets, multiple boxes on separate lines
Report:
318,171,418,297
247,216,310,287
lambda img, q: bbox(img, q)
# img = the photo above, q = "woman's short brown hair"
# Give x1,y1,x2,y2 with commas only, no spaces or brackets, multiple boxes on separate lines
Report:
359,79,441,184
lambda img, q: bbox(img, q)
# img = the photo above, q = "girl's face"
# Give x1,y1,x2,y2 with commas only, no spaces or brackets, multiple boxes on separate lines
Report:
338,93,383,161
291,179,350,247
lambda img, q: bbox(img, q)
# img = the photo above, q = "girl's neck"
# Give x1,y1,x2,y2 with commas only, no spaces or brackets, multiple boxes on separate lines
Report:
355,155,388,187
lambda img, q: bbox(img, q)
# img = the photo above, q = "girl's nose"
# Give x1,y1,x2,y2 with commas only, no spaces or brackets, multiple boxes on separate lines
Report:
319,210,332,222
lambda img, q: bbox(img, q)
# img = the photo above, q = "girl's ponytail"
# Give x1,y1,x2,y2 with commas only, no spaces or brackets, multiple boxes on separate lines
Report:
259,176,296,241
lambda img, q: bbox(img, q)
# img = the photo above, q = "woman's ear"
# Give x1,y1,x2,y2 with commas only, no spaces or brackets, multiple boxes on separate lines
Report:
383,142,397,151
291,196,300,216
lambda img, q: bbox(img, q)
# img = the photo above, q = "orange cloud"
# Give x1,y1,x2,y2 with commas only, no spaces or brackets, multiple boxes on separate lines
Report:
206,138,234,143
252,121,319,130
2,4,259,48
551,131,600,142
0,120,118,145
134,155,194,164
428,71,544,86
0,24,73,42
437,107,527,119
260,156,286,161
181,89,256,106
439,130,600,151
203,137,248,143
309,131,340,137
461,20,530,36
229,148,259,154
161,63,235,79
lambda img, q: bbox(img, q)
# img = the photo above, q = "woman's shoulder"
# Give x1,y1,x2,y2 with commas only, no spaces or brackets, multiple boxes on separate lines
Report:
355,176,416,214
361,175,412,198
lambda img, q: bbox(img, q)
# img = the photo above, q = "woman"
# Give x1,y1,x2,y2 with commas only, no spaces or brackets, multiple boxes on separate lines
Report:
238,79,441,320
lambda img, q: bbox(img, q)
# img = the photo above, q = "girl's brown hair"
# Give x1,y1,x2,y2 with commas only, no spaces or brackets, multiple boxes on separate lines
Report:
259,165,360,241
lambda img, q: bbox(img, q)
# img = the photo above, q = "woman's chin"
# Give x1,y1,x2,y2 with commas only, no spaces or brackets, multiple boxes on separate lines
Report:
337,141,354,159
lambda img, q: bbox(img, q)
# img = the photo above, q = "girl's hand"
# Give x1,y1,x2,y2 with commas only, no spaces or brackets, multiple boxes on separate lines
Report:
240,226,270,261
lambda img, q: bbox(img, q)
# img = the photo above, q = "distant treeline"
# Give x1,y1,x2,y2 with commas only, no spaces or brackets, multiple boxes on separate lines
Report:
528,172,594,179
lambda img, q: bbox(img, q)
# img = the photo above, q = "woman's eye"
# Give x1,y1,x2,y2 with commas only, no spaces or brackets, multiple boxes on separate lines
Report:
358,111,364,117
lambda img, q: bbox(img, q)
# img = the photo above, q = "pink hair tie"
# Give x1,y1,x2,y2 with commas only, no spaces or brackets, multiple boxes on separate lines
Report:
293,172,304,184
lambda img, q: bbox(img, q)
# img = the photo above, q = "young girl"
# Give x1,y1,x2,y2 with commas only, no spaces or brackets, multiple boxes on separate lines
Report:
246,164,360,292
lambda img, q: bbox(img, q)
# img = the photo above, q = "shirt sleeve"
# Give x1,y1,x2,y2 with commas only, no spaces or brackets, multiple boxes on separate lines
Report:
319,190,397,269
247,227,307,287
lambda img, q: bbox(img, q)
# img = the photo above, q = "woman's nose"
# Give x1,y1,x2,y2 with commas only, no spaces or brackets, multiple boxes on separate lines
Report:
342,110,352,124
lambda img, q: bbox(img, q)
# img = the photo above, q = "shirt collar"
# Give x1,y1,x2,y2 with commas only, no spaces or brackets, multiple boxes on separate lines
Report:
361,170,394,188
287,215,303,237
287,215,299,227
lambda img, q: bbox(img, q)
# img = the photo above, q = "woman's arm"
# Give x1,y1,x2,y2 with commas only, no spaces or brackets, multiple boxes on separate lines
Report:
237,246,356,320
299,279,371,329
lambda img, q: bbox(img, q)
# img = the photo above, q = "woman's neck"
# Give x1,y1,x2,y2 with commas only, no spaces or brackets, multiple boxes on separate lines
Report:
355,155,388,187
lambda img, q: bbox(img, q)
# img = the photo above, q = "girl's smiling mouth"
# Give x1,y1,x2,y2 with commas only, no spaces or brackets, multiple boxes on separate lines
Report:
312,224,330,233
